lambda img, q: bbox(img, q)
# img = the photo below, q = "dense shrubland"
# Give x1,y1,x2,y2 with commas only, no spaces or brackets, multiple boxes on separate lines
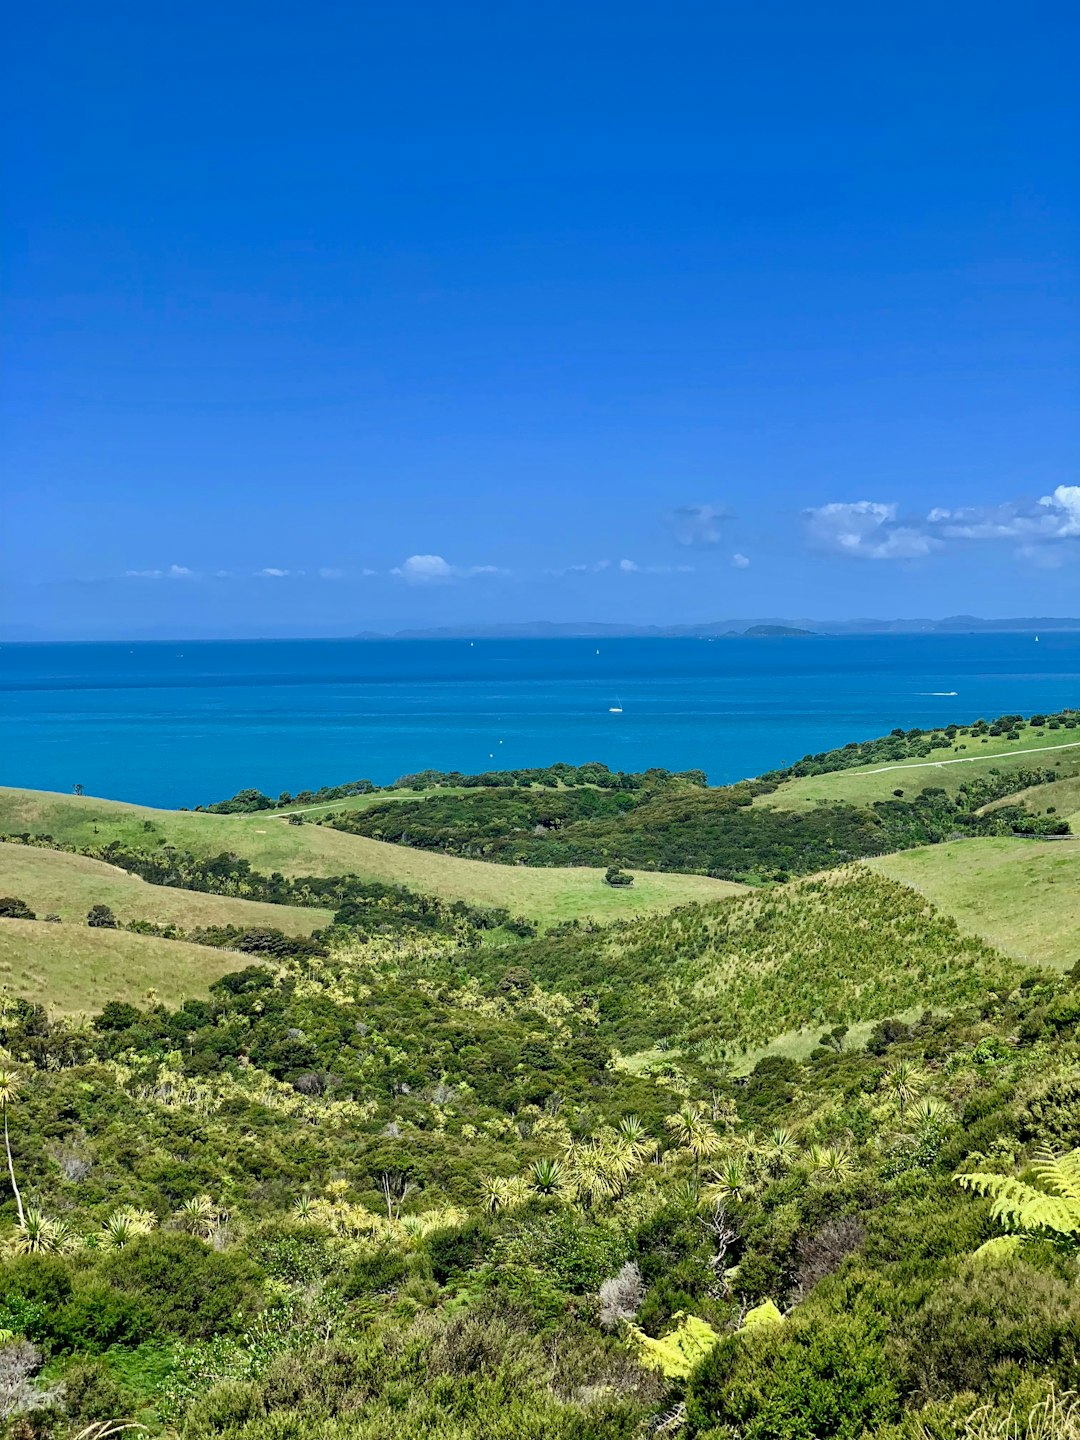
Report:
0,918,1076,1437
196,762,708,814
316,765,1070,881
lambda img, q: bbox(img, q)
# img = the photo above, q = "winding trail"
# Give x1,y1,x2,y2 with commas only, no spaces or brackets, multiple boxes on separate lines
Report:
860,738,1080,777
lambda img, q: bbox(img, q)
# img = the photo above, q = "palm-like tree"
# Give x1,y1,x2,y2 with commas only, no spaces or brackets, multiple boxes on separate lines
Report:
762,1126,800,1176
665,1105,723,1194
176,1194,219,1240
808,1144,853,1185
0,1069,24,1225
617,1115,656,1162
11,1207,59,1254
529,1157,565,1195
704,1157,750,1205
887,1061,919,1121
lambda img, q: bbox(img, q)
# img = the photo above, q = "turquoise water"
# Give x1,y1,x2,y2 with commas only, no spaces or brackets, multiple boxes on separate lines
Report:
1,635,1077,808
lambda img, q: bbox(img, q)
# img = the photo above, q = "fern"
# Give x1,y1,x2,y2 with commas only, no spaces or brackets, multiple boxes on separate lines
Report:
956,1147,1080,1243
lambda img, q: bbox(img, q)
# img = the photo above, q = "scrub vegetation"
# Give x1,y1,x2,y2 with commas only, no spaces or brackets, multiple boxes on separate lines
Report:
0,711,1077,1436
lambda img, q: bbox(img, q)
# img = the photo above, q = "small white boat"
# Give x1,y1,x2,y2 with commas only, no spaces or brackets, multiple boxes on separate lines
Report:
608,706,623,713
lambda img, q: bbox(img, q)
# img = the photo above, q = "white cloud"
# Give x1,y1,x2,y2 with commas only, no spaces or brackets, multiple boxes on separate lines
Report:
390,554,506,585
318,567,344,580
804,502,941,561
619,558,639,572
124,564,197,579
257,567,290,578
665,503,729,546
731,552,751,569
806,486,1080,564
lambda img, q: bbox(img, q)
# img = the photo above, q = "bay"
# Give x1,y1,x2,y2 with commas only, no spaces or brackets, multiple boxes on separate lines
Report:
1,633,1077,808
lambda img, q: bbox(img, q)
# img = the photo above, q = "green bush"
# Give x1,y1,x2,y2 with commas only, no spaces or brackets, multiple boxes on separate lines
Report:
100,1233,264,1339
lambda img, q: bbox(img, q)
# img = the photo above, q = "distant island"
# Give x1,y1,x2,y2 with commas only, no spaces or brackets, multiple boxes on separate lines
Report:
357,615,1079,640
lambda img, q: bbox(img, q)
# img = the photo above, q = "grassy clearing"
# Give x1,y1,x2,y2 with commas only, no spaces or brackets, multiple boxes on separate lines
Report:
273,786,470,817
0,845,332,933
762,725,1080,812
0,788,739,925
868,837,1080,971
0,917,247,1014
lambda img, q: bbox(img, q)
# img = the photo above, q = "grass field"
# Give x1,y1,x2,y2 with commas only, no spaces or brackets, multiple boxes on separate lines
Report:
868,836,1080,971
0,788,740,925
0,917,250,1013
272,786,470,817
0,845,332,933
762,724,1080,812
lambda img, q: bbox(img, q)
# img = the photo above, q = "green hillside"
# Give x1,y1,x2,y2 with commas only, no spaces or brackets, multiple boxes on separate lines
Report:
0,787,740,925
869,836,1080,970
762,723,1080,811
0,917,255,1012
0,844,332,933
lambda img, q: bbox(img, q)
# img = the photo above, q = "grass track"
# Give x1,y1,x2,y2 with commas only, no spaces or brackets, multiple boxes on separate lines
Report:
762,725,1080,812
0,845,332,933
0,918,248,1014
0,788,740,925
868,837,1080,970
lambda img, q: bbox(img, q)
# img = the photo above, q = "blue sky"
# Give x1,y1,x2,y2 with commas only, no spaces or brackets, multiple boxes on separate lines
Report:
3,0,1078,638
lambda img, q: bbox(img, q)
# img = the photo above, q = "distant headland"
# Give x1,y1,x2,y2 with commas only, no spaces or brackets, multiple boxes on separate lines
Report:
357,616,1080,640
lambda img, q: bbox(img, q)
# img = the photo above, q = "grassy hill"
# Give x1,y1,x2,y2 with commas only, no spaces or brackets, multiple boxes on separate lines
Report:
761,722,1080,812
0,787,740,925
869,835,1080,971
0,844,333,933
0,917,255,1012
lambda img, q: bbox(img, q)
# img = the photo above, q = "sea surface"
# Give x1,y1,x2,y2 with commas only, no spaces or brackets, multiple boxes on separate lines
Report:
1,634,1077,809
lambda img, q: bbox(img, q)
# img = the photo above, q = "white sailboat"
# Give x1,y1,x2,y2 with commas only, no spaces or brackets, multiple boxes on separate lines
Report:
608,695,623,713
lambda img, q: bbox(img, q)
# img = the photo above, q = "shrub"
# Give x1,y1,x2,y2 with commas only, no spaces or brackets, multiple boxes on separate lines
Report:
99,1233,264,1339
0,898,35,920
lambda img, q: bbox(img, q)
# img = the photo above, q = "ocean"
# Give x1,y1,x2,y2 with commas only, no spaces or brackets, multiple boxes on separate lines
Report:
1,634,1077,809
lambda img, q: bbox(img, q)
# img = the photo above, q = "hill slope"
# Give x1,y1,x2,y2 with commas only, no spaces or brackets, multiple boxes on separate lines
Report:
0,844,332,933
0,917,256,1012
868,836,1080,971
0,787,739,925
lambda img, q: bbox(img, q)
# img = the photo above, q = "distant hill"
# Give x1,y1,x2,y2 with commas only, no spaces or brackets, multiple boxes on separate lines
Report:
360,616,1080,640
739,624,817,637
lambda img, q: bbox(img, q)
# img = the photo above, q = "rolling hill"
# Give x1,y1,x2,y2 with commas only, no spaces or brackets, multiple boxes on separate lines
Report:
0,787,741,926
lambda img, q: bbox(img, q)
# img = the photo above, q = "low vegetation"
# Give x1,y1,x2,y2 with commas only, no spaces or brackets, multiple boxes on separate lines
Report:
0,711,1077,1436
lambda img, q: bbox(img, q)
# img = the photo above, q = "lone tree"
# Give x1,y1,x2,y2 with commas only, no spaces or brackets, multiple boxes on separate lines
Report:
87,904,118,929
72,784,85,796
0,1070,24,1225
0,898,35,921
604,866,634,888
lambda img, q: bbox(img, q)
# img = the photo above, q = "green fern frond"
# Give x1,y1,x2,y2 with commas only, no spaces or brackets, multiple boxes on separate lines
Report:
1034,1147,1080,1205
957,1166,1080,1238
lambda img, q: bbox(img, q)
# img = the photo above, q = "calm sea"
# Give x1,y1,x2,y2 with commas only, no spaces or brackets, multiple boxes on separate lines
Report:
1,635,1077,808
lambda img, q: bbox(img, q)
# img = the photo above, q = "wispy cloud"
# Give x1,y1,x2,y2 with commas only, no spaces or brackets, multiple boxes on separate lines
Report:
390,554,506,585
731,552,751,569
256,567,291,577
123,564,197,579
619,558,695,574
664,503,730,546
